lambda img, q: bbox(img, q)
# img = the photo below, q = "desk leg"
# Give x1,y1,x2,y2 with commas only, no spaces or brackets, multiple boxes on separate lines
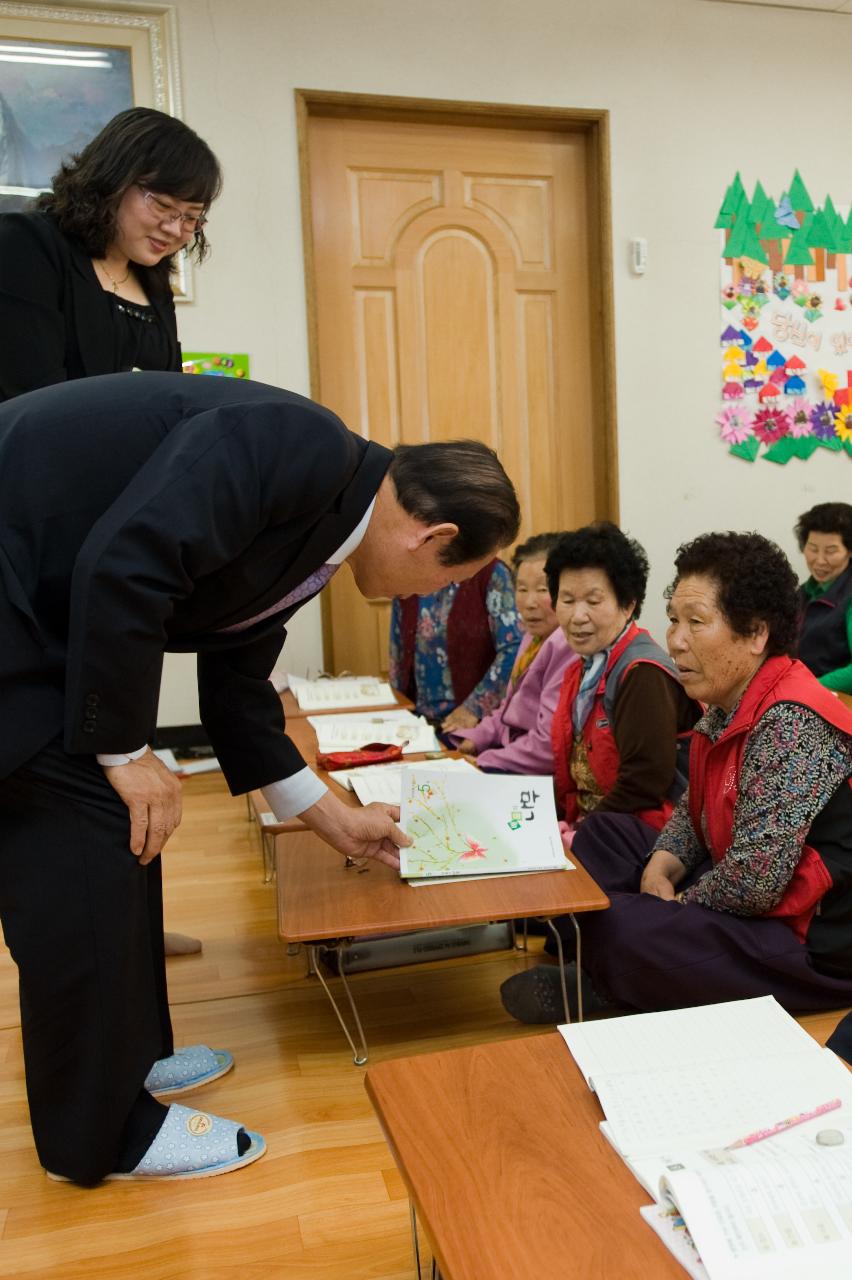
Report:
307,944,369,1066
409,1203,442,1280
544,915,583,1023
262,830,276,884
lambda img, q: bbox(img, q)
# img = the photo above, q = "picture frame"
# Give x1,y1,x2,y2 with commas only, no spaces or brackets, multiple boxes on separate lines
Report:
0,2,193,299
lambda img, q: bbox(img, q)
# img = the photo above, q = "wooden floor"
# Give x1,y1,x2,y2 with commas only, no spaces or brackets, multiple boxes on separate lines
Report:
0,773,847,1279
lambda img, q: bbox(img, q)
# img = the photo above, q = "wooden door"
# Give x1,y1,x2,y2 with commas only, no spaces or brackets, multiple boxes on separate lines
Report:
302,102,616,675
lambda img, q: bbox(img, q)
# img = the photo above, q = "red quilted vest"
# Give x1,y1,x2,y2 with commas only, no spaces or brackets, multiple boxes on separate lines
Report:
687,656,852,941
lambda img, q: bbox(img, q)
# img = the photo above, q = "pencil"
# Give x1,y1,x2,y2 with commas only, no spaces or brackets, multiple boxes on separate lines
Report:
727,1097,842,1149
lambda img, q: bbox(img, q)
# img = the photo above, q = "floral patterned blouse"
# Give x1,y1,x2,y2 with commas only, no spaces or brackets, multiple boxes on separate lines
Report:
388,561,522,722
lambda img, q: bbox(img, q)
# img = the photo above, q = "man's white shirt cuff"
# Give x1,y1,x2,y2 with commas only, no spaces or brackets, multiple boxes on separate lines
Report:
97,745,148,766
262,767,327,820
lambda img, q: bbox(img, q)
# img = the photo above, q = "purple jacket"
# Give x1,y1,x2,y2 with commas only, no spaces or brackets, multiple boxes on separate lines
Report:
447,629,576,774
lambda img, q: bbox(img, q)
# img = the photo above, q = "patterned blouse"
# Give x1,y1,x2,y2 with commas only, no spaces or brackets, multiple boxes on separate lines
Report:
388,561,521,722
653,700,852,916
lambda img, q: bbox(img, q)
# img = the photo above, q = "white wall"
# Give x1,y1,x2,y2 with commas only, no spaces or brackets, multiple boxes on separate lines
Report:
161,0,851,719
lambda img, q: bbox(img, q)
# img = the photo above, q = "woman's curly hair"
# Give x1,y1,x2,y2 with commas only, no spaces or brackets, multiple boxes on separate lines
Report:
544,522,649,616
37,107,221,291
668,531,799,656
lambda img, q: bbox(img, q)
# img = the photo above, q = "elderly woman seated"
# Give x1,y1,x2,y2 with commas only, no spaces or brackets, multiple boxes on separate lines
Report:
445,532,575,772
544,523,698,837
502,531,852,1024
795,501,852,695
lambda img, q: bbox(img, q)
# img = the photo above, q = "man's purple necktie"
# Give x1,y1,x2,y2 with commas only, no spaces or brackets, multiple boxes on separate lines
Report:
219,563,339,634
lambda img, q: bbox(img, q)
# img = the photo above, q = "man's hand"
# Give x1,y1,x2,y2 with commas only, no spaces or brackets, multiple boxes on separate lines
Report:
103,749,183,865
441,705,478,732
300,791,412,869
639,848,685,901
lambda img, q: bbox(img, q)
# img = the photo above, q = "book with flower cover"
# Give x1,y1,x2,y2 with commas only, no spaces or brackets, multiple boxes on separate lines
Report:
398,769,570,881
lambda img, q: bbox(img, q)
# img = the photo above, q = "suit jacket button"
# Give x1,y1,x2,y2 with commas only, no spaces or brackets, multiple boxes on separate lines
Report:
86,693,99,707
82,721,96,733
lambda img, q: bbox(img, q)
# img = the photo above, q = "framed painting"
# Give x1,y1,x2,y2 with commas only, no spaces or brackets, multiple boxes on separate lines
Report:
0,2,193,298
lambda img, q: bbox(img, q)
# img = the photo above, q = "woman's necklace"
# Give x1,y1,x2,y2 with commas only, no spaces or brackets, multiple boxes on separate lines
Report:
96,259,131,293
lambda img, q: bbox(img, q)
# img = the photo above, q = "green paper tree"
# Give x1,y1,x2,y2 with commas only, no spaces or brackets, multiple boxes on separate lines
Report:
806,208,836,256
788,169,814,215
749,180,771,226
759,201,787,242
715,172,746,228
784,216,815,267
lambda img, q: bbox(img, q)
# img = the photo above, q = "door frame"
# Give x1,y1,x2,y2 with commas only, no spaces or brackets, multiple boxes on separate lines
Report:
295,88,619,662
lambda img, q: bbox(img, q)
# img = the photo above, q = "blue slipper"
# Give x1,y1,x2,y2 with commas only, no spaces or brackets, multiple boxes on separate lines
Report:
144,1045,234,1098
47,1105,266,1182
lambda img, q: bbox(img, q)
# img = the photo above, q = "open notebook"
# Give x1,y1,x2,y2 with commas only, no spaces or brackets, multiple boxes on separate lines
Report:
559,997,852,1278
398,768,572,884
287,674,397,711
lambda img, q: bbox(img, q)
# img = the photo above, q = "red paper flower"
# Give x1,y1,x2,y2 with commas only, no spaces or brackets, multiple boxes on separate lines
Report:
752,407,791,445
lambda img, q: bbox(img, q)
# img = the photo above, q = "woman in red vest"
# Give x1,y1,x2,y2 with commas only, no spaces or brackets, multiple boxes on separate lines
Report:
503,531,852,1023
546,523,698,838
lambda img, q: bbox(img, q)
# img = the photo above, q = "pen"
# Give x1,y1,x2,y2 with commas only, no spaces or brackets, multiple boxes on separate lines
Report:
727,1098,842,1148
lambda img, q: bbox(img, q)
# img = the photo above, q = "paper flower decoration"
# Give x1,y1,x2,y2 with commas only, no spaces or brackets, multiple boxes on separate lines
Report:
716,406,754,444
742,315,759,332
721,283,737,310
787,398,813,438
810,401,837,440
773,272,791,300
753,407,791,445
834,409,852,443
792,279,810,299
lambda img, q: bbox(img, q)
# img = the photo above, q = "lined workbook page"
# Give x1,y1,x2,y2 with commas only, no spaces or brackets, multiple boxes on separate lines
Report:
288,675,396,710
307,710,440,755
560,996,818,1089
592,1048,852,1158
348,757,477,807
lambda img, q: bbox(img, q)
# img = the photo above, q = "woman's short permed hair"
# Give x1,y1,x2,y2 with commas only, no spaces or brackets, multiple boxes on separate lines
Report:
510,532,564,578
544,522,649,617
669,531,799,656
794,502,852,552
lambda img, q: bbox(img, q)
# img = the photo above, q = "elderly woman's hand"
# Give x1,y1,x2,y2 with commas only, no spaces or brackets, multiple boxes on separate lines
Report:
640,848,685,901
442,705,479,732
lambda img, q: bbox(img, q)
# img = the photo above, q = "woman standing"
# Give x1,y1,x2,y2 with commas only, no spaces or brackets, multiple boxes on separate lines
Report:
0,107,221,400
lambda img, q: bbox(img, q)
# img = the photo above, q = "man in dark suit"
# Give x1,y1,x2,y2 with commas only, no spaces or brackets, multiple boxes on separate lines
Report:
0,371,520,1184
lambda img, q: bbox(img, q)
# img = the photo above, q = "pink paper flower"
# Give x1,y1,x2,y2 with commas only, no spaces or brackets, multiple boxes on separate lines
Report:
792,279,810,298
715,405,753,444
460,835,488,860
787,398,813,438
753,407,791,445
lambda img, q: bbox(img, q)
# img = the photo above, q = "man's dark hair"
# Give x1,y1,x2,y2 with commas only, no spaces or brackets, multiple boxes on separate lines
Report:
545,522,649,617
38,107,222,289
668,531,799,657
388,440,520,566
794,502,852,553
511,532,564,578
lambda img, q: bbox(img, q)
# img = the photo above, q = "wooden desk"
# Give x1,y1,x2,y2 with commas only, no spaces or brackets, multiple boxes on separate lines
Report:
277,829,608,1062
365,1033,683,1280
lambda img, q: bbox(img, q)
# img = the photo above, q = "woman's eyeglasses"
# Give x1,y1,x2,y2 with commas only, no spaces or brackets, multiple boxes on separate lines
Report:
139,186,208,233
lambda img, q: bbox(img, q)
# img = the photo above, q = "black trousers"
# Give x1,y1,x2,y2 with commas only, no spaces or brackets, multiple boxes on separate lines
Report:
0,738,171,1183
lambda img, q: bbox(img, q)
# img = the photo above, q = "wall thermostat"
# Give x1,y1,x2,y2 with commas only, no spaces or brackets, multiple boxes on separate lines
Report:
631,237,648,275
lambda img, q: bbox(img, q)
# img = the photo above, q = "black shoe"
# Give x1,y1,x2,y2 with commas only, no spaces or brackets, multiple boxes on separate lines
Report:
500,964,610,1025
